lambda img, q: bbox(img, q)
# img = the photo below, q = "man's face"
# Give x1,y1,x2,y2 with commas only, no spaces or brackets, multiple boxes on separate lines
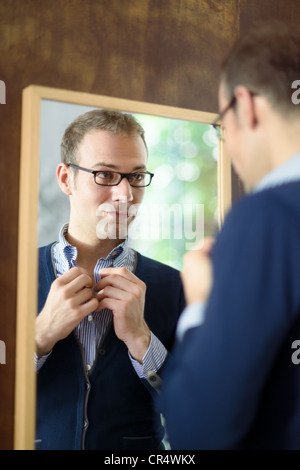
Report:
68,129,148,243
218,82,243,177
218,82,266,192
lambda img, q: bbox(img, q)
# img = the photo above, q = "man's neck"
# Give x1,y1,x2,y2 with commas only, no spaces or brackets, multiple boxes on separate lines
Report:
264,114,300,170
65,229,123,273
249,116,300,191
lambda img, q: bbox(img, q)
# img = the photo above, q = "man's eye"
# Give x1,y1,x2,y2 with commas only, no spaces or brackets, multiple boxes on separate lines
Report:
130,173,144,182
97,171,115,180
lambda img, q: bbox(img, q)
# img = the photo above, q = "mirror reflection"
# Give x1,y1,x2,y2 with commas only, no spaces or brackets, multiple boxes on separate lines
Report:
16,85,229,450
35,101,219,450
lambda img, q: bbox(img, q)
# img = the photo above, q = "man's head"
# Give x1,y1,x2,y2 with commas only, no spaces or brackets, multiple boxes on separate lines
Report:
221,21,300,118
61,108,148,166
218,21,300,190
57,109,149,245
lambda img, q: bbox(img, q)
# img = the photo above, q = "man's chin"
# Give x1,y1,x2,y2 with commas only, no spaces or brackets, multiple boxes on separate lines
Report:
95,216,135,240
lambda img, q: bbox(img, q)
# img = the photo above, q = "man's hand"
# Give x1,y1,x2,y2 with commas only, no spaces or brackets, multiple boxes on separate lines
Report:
36,267,99,357
181,237,215,305
94,267,150,363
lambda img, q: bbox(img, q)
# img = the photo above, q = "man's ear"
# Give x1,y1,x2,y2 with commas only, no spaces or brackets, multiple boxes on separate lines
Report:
234,85,258,130
57,163,73,195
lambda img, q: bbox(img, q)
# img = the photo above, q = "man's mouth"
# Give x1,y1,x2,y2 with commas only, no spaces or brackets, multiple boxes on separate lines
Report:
96,202,139,221
99,208,129,216
107,211,129,219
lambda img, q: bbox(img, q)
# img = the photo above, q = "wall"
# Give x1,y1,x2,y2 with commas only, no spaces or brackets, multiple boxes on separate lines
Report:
0,0,299,449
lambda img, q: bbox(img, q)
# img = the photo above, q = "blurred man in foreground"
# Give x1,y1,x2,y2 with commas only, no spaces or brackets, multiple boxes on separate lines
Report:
161,21,300,450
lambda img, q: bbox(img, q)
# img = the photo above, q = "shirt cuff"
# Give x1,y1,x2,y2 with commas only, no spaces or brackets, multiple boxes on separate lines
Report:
34,350,52,371
129,332,167,379
176,302,206,342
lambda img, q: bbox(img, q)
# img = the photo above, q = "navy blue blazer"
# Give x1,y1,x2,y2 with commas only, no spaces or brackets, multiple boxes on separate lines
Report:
37,245,184,450
161,181,300,450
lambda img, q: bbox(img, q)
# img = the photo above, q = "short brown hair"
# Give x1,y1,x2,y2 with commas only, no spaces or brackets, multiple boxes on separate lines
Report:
221,21,300,116
61,109,147,164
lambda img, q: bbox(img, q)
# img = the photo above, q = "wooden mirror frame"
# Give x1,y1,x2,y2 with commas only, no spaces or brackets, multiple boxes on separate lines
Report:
15,85,231,449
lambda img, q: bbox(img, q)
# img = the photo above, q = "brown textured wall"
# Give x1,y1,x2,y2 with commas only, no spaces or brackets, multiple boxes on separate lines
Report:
1,0,299,450
240,0,300,33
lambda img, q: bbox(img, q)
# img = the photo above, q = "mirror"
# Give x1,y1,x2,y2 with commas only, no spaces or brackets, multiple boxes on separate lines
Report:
15,85,232,449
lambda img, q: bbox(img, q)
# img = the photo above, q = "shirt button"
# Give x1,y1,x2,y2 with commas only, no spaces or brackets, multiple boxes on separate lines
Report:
88,315,93,322
86,364,91,372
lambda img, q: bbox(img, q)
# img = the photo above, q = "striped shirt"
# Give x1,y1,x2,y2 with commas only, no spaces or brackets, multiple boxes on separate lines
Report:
38,224,167,378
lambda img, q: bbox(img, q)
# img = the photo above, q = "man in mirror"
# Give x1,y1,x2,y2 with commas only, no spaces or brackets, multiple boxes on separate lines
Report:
35,109,185,450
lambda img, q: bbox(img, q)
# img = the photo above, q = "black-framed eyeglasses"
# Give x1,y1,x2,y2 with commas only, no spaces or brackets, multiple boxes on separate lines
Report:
211,92,259,141
67,163,154,187
211,95,237,141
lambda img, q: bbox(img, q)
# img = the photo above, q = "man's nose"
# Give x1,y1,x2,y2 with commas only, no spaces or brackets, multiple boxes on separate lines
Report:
112,176,134,202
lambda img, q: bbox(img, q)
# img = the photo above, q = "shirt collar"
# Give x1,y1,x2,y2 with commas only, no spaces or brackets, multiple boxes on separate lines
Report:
57,224,129,269
253,152,300,193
